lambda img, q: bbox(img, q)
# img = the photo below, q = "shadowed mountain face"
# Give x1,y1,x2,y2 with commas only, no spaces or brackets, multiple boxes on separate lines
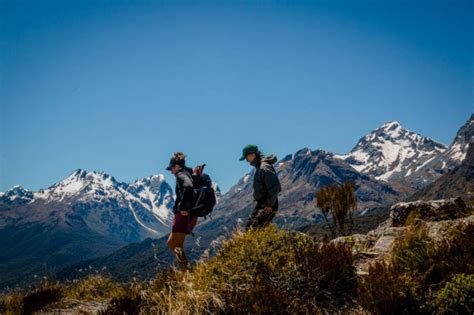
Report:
0,170,174,290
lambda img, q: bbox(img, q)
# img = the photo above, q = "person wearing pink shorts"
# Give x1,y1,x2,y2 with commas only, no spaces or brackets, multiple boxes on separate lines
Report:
166,152,198,271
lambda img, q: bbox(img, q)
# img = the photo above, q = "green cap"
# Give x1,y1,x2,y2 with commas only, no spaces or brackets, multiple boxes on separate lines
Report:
239,144,259,161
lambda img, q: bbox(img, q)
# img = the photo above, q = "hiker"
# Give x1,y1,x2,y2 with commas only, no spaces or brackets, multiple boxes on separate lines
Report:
240,144,282,230
166,152,198,271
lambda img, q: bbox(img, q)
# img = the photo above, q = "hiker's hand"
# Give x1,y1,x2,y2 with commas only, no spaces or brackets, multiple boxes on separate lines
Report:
263,206,273,214
180,211,189,216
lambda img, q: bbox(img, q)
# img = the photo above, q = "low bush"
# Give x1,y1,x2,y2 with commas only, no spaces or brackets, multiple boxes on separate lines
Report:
435,274,474,315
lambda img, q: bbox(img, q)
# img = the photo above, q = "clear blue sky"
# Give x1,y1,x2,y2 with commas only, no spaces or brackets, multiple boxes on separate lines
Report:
1,0,473,193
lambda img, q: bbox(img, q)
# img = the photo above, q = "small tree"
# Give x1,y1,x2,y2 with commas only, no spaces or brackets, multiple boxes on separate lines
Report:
315,182,357,238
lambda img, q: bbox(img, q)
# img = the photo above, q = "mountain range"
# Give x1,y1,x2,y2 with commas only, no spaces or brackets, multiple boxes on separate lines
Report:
1,114,472,289
0,170,173,289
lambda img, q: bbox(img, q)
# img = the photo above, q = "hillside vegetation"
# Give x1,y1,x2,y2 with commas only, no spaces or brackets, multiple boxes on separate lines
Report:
1,201,473,314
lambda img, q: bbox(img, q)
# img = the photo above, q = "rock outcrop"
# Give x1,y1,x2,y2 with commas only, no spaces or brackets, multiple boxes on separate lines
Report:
332,197,473,276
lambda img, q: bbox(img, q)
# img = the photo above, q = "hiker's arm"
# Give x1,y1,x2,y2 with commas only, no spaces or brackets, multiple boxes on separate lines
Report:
173,183,180,213
262,165,281,208
177,173,194,212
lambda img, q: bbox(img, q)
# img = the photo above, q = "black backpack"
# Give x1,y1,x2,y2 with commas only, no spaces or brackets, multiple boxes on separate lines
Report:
190,164,217,218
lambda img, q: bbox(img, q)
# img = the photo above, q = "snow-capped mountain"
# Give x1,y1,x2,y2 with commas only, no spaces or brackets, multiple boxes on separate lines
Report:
1,169,174,237
406,114,473,187
32,169,125,203
0,169,175,289
335,121,448,183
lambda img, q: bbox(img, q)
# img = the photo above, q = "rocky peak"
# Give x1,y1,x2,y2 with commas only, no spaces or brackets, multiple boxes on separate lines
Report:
0,185,34,205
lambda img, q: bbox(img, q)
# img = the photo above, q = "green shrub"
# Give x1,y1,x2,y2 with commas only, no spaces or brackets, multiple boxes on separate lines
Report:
435,274,474,314
391,223,436,282
393,221,474,288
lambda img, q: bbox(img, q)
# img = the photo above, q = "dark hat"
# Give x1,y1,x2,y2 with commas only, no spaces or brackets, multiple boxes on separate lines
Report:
166,157,185,170
239,144,259,161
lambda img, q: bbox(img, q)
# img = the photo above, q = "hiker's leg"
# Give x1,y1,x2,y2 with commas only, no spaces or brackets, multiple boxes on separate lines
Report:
168,232,188,271
245,207,262,230
167,232,175,251
246,200,279,230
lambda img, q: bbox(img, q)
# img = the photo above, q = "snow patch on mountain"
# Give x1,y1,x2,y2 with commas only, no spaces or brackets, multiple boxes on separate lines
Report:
449,143,465,161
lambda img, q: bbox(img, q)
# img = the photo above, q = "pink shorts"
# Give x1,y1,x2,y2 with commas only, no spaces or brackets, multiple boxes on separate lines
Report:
172,213,198,234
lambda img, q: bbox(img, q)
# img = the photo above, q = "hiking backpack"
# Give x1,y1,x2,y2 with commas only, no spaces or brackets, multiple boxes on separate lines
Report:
190,164,217,218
